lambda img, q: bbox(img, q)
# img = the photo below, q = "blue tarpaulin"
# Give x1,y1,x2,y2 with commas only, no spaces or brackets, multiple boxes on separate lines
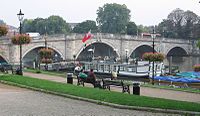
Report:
153,76,200,83
176,72,200,78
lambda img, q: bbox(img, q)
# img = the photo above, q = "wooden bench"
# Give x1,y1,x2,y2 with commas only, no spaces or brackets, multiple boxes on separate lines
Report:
102,79,130,94
0,64,14,74
77,76,101,88
187,83,200,89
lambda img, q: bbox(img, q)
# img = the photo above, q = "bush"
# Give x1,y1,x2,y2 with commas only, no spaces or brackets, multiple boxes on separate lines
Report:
193,64,200,72
39,48,54,58
41,58,53,63
142,52,165,62
0,25,8,36
11,34,31,45
35,69,41,73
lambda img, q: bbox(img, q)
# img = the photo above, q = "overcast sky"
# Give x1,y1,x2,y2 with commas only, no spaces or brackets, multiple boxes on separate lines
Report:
1,0,200,27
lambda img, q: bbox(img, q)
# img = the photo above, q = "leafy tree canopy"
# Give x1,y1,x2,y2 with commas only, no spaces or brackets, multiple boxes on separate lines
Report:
22,16,70,35
157,8,200,39
96,3,130,34
72,20,98,33
126,22,137,35
0,19,5,25
197,39,200,49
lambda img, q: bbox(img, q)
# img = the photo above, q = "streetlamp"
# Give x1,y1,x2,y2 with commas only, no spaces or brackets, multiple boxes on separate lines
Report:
125,49,129,64
73,55,76,64
44,26,48,70
88,48,94,62
54,53,58,62
113,49,118,62
17,9,24,75
151,26,156,85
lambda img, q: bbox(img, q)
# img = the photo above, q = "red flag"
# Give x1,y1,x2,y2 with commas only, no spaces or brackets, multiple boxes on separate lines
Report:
82,31,92,43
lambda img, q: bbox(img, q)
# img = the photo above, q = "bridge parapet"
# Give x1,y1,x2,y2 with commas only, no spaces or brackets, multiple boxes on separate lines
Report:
38,33,191,44
0,33,192,43
0,36,11,45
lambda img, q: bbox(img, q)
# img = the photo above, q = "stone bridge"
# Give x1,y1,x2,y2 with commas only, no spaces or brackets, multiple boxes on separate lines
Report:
0,33,198,66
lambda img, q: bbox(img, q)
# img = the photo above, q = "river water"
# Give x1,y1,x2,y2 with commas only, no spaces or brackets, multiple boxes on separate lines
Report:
164,56,200,72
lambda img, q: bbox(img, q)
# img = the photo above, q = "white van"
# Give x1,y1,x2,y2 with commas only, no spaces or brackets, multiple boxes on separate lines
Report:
26,32,40,39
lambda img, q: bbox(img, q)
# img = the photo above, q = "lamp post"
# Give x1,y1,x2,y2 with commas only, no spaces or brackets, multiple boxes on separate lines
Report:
88,48,93,62
54,53,58,62
73,55,76,64
125,49,129,64
44,26,48,70
113,49,118,62
17,9,24,75
151,27,156,85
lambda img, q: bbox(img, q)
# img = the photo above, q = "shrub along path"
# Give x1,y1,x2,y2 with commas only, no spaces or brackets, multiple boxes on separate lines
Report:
23,72,200,103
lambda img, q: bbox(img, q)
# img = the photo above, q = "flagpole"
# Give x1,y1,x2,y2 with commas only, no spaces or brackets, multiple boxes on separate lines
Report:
93,46,95,60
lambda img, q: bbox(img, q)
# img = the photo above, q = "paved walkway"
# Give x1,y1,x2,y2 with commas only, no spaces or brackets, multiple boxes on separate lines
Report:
24,72,200,103
1,84,175,116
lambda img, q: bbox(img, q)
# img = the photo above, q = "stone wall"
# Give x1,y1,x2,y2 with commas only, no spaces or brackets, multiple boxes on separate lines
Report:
0,33,195,64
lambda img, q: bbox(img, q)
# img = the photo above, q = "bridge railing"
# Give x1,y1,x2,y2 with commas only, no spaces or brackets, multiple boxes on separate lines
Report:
0,33,191,45
36,33,191,44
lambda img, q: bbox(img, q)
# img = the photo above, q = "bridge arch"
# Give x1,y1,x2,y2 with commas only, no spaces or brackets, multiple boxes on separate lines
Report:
166,46,188,65
0,54,9,64
23,45,64,60
167,47,188,56
76,41,120,61
129,44,157,59
22,45,65,67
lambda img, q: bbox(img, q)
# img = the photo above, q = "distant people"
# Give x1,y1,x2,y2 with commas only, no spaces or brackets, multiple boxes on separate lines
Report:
113,57,117,62
87,69,96,85
111,71,117,80
78,69,87,81
135,58,138,65
16,67,20,75
74,65,81,76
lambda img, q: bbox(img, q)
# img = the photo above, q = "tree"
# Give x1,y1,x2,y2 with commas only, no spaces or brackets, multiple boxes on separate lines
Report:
96,3,130,34
126,22,137,35
197,39,200,49
182,11,199,39
183,10,199,25
46,16,70,35
35,18,47,35
193,21,200,39
0,20,5,25
72,20,98,33
0,25,8,37
167,8,184,25
157,19,176,38
137,25,150,33
22,16,70,35
166,8,200,39
22,19,34,33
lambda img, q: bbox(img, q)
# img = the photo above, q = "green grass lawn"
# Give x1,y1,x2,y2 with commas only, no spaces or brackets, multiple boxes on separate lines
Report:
25,68,200,94
0,74,200,112
24,68,67,77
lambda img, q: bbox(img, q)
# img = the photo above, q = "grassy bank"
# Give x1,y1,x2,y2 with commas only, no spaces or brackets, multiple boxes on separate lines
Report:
0,74,200,112
24,68,66,77
24,68,200,94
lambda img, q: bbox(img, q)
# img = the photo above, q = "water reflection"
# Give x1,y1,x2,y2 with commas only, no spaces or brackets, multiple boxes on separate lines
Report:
164,56,200,72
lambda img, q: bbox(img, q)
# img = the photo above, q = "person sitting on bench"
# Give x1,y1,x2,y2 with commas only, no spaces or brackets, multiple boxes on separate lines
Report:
78,69,87,81
86,69,96,84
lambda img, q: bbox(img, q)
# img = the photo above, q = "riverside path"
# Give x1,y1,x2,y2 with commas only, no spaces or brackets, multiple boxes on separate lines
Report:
0,83,181,116
24,72,200,103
